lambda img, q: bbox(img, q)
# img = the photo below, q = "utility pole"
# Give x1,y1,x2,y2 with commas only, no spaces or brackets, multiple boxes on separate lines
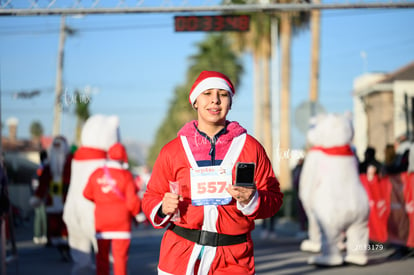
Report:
309,0,321,115
0,64,2,156
279,10,292,191
52,16,66,136
258,0,273,161
253,54,263,144
263,43,272,162
271,16,280,175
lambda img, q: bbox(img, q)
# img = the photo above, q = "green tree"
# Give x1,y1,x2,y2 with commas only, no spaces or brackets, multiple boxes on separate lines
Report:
147,33,244,167
30,120,44,148
74,90,91,145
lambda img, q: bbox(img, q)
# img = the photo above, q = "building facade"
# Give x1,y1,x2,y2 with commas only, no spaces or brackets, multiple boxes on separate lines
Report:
353,61,414,161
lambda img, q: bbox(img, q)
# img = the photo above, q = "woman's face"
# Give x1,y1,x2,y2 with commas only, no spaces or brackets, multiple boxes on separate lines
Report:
194,88,231,127
367,165,377,177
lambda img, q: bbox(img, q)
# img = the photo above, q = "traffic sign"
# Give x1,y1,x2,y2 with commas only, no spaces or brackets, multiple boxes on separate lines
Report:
294,100,325,134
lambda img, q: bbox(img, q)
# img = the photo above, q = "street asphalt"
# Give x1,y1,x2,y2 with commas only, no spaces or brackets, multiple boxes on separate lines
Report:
2,216,414,275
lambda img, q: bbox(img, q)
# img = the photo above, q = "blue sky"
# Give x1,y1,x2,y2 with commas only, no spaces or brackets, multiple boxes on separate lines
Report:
1,5,414,152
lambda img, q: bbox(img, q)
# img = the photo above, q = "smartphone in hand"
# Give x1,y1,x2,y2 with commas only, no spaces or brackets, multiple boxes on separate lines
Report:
235,162,256,187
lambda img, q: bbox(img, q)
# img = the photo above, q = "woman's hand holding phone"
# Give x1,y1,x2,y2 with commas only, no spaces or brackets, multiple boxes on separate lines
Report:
227,185,256,205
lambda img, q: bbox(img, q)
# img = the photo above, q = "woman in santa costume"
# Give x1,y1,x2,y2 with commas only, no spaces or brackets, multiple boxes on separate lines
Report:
84,143,141,275
142,71,284,275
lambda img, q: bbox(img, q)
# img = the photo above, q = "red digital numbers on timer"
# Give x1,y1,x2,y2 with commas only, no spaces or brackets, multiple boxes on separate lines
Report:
174,15,250,32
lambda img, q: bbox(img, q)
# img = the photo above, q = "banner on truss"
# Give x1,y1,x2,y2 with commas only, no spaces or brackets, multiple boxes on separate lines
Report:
360,172,414,247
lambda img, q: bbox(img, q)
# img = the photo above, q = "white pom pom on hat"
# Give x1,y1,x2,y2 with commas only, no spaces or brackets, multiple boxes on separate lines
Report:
189,71,235,106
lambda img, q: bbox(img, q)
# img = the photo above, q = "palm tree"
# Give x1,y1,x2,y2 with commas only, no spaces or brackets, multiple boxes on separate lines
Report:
279,0,311,190
279,8,293,190
229,5,272,154
147,33,244,167
74,90,90,145
228,0,310,190
309,0,321,108
30,120,44,148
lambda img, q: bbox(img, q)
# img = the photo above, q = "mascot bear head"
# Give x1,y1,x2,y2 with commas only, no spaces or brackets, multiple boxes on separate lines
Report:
80,114,120,150
311,112,354,148
307,114,325,147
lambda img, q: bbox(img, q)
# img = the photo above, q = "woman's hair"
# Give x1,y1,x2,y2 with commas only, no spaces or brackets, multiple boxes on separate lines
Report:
384,144,396,165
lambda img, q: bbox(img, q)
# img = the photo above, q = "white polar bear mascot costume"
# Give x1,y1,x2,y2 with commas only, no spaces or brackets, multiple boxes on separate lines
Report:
63,115,119,275
304,113,370,266
299,115,324,253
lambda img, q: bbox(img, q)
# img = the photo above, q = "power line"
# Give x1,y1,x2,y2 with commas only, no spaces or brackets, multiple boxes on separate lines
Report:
322,5,414,18
1,1,414,16
1,7,412,36
1,87,55,95
3,105,168,114
0,22,172,35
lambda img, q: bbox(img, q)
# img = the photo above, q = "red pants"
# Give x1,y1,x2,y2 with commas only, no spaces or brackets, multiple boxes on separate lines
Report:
47,212,67,241
96,238,130,275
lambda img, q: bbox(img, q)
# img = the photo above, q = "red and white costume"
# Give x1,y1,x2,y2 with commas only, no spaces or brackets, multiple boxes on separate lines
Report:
143,120,283,275
299,115,325,253
301,113,369,266
63,114,120,275
84,143,141,275
64,146,106,255
46,136,69,246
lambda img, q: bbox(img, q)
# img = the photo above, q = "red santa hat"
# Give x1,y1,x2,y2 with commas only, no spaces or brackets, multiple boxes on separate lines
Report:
108,143,129,168
189,71,235,106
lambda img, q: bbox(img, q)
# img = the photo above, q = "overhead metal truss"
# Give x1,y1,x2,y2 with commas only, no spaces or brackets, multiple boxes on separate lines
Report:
1,0,414,16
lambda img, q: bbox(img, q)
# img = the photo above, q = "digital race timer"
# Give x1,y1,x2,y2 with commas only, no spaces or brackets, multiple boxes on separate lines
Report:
174,15,250,32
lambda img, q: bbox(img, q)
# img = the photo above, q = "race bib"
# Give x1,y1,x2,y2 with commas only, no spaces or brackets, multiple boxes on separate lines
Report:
190,166,232,206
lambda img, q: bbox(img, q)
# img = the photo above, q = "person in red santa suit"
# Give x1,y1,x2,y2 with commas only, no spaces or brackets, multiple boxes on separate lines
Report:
83,143,141,275
62,144,78,203
47,135,71,259
142,71,284,275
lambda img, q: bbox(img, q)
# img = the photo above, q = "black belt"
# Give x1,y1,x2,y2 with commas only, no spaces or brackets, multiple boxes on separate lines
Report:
169,224,247,247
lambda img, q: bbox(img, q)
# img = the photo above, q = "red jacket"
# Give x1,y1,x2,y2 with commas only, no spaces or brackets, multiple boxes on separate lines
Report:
35,163,53,206
84,162,141,239
142,120,283,274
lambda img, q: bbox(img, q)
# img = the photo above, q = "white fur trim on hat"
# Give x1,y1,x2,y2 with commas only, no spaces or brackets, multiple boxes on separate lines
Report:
189,77,234,105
